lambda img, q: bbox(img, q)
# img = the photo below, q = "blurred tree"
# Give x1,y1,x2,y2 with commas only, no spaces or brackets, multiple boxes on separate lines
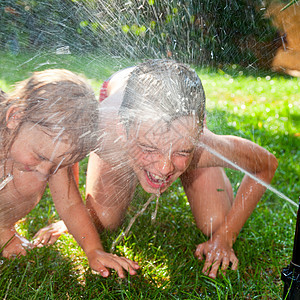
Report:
0,0,282,68
0,0,91,53
79,0,280,68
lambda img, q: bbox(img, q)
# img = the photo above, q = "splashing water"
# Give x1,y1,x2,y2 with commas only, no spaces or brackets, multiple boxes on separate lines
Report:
0,174,13,191
110,193,158,252
197,141,297,208
110,135,297,252
1,3,299,299
151,194,160,224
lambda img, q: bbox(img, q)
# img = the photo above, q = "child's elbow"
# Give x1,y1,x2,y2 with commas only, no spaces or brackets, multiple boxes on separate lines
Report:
268,153,278,178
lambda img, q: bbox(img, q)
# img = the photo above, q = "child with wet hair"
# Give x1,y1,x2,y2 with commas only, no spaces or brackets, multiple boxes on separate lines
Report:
36,60,278,279
0,69,139,278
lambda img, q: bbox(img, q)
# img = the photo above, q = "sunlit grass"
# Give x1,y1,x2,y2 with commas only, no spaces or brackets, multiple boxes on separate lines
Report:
0,52,299,299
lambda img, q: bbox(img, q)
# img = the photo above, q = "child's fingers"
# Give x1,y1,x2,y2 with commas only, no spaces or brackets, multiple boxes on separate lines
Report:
194,244,204,260
94,260,110,277
102,258,126,278
201,251,221,279
208,260,221,279
221,256,230,272
3,247,26,258
33,221,66,246
36,233,58,246
33,229,42,240
230,253,239,270
92,255,125,278
205,253,238,278
33,230,60,246
89,250,139,278
115,256,140,275
201,252,215,275
119,255,140,269
33,232,50,246
33,229,48,244
105,255,137,277
32,236,43,246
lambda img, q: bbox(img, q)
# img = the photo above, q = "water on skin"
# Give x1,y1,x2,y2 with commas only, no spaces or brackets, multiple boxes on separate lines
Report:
109,137,296,250
0,174,13,191
197,141,297,208
2,1,297,257
1,70,295,252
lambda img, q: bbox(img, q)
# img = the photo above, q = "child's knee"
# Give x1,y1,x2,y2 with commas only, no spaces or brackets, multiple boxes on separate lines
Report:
96,210,123,231
221,169,234,204
86,196,123,231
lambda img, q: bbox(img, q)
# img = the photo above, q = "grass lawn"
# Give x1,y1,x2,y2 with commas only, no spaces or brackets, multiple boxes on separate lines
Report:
0,52,299,299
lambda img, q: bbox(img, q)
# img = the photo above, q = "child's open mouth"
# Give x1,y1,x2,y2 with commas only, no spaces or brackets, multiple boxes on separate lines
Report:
145,170,171,189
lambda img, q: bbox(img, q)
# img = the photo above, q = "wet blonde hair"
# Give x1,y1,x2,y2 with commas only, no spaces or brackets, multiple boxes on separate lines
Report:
1,69,99,163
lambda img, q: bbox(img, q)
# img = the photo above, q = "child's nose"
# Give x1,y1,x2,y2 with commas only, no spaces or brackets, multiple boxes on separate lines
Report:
35,162,52,179
156,156,175,176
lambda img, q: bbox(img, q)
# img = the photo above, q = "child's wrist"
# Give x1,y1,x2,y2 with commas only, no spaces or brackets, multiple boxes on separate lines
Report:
212,228,237,247
79,237,105,254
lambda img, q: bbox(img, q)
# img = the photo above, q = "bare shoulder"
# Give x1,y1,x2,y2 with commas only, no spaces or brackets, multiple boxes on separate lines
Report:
108,67,135,95
186,128,220,170
188,128,277,171
186,128,245,170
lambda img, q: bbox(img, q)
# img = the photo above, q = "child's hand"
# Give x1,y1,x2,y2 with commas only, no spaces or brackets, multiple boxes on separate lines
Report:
32,220,67,246
194,235,238,279
1,231,33,258
86,249,140,278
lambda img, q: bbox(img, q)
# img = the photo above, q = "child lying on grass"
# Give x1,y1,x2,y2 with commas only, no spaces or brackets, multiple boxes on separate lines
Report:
0,69,139,278
35,60,278,279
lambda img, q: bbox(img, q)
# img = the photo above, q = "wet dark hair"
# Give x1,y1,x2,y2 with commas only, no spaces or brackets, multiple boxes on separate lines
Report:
1,69,99,163
120,59,206,131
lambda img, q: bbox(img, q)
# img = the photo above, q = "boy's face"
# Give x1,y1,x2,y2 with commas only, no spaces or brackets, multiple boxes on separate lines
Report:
8,123,72,181
127,116,198,194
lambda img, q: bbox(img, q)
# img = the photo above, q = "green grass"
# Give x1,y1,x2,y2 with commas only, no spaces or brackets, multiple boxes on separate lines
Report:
0,52,299,299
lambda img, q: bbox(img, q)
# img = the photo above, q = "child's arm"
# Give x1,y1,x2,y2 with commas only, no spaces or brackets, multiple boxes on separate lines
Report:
48,167,140,278
183,128,278,278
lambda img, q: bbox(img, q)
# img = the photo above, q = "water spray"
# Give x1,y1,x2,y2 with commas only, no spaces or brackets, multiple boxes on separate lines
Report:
281,197,300,299
0,174,13,191
197,142,297,209
110,193,158,252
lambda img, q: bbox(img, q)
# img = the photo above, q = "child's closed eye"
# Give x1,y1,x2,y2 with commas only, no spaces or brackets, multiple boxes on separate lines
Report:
35,152,51,162
138,144,159,154
174,151,192,157
142,148,159,154
175,153,189,157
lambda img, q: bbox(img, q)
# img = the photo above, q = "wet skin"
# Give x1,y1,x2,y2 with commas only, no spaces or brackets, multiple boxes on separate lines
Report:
0,122,73,257
84,118,277,279
127,117,199,194
33,68,278,279
34,113,278,279
0,122,140,278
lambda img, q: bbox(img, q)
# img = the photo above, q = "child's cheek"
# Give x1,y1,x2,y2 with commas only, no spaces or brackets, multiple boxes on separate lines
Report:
10,149,38,171
173,157,190,171
142,153,158,165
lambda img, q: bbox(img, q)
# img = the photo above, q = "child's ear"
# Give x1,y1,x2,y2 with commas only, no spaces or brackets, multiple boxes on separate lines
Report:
6,106,23,129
